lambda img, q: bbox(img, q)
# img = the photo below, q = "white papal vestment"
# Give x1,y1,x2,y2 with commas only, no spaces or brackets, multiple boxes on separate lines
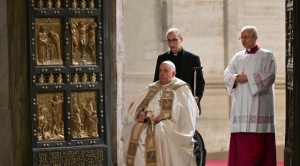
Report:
121,78,198,166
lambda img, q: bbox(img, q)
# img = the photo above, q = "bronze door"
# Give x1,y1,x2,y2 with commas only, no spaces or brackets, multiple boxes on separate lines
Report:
28,1,111,165
285,0,300,165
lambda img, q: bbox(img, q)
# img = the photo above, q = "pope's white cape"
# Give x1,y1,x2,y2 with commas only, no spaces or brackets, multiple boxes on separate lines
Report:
121,78,199,166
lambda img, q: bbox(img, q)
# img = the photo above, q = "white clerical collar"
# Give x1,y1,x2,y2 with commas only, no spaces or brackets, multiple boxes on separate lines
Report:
171,47,183,56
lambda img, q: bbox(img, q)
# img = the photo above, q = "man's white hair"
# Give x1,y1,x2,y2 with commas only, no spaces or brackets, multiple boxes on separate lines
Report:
241,25,258,36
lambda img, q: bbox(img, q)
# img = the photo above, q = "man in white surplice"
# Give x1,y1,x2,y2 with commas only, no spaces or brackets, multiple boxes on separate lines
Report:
224,25,277,165
121,61,198,166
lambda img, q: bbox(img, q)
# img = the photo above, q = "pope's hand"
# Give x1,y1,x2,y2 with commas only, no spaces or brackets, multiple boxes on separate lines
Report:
155,115,161,123
137,114,146,123
195,96,199,103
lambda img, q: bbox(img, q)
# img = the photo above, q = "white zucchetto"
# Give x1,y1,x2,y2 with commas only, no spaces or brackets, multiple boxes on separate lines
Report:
161,61,176,70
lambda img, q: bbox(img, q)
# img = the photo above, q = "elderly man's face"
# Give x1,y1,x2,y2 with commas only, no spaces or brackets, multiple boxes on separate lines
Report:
240,29,257,49
159,63,176,85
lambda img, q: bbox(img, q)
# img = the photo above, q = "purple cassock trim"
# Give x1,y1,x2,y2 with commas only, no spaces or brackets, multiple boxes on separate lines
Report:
245,45,260,54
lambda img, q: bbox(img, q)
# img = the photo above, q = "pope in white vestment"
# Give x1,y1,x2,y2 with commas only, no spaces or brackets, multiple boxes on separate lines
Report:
121,61,198,166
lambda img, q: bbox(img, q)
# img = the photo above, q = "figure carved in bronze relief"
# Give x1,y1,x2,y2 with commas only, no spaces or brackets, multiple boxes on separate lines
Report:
70,18,97,65
47,0,52,9
71,0,77,9
81,98,98,138
72,20,90,61
48,74,55,84
81,73,88,83
49,95,64,137
89,0,95,9
73,73,79,83
55,0,61,8
81,0,86,9
90,73,96,83
72,104,83,138
37,25,48,64
38,74,45,84
37,93,64,141
37,104,49,139
71,92,98,139
36,18,63,66
88,22,97,61
56,74,63,84
71,23,79,60
48,30,61,60
37,0,43,8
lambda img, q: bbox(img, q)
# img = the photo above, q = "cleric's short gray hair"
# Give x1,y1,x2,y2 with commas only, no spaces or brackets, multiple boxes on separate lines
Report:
166,28,182,38
241,26,258,36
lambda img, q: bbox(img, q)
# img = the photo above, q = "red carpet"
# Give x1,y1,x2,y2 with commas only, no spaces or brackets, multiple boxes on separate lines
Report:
206,160,284,166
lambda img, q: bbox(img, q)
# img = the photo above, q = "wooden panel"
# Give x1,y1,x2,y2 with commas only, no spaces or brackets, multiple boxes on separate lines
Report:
7,0,30,165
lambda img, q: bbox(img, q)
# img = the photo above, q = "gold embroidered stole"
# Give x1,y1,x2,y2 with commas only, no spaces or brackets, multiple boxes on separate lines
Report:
126,78,188,166
134,79,188,117
135,83,161,117
144,123,157,166
160,79,188,120
126,122,149,166
160,89,174,120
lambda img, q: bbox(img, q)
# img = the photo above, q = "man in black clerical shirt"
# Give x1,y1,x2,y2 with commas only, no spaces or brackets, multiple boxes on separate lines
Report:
153,27,205,112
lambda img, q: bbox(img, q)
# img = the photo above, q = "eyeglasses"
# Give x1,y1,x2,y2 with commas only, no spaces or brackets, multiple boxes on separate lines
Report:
238,36,254,40
165,38,179,44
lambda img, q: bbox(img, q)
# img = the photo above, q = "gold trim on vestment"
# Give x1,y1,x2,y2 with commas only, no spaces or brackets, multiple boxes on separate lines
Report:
145,124,157,166
126,122,148,166
135,85,161,117
160,90,174,120
135,78,188,117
